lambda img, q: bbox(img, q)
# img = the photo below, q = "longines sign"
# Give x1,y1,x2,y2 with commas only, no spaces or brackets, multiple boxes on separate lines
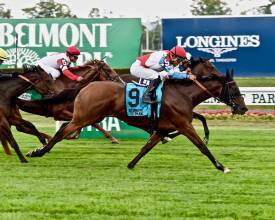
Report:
0,18,142,68
162,16,275,76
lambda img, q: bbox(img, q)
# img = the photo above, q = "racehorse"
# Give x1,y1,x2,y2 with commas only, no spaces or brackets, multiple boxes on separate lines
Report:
12,60,121,148
27,58,248,173
120,74,211,144
0,70,54,162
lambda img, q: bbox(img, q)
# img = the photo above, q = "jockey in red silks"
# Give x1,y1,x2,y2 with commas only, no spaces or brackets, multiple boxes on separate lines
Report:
130,46,196,103
37,46,84,82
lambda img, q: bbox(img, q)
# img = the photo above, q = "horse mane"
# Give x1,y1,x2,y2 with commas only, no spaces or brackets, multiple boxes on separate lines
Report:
68,59,103,72
190,57,221,77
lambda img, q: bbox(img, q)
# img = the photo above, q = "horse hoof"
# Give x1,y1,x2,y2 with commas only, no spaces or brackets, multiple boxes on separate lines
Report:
223,167,231,173
20,158,28,163
127,163,135,169
111,140,119,144
26,150,39,157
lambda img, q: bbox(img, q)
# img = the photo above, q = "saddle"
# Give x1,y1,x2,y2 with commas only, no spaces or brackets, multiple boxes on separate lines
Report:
130,77,152,87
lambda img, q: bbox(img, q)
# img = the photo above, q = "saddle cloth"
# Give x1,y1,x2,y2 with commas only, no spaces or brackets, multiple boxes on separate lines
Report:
125,82,163,118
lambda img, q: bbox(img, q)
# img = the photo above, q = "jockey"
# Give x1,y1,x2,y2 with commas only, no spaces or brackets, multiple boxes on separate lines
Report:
37,46,84,81
130,45,196,104
0,48,18,79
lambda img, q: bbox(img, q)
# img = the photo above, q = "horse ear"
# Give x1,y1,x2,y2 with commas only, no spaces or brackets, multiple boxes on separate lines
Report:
226,68,230,78
230,69,234,79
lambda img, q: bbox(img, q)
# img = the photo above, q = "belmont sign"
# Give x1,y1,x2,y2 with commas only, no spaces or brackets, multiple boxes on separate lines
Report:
0,18,142,68
162,16,275,76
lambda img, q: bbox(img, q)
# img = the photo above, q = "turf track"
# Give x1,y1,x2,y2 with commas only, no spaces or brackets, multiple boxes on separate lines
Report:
0,113,274,219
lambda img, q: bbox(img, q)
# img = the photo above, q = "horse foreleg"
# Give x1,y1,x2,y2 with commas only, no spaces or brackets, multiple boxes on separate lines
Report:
192,112,209,145
15,121,52,145
93,123,119,144
179,122,229,173
0,119,27,162
26,121,79,157
128,132,162,169
161,112,210,145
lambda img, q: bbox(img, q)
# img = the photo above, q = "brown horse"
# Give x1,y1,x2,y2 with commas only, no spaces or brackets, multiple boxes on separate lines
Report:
27,59,248,173
120,74,211,144
0,70,54,162
12,60,120,148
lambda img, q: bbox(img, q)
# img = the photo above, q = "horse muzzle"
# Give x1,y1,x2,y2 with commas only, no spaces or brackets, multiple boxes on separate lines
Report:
232,105,248,115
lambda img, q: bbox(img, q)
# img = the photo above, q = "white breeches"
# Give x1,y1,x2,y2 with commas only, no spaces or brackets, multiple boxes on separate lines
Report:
38,64,60,80
130,60,159,79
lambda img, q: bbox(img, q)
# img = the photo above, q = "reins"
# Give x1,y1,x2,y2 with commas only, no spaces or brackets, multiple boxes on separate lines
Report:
193,77,236,107
18,74,36,86
193,79,217,99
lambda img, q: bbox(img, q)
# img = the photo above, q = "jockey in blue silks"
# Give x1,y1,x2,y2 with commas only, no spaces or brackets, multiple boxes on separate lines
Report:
130,46,196,104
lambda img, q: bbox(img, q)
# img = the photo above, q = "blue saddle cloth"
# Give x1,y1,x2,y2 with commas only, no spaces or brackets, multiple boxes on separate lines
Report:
125,82,163,118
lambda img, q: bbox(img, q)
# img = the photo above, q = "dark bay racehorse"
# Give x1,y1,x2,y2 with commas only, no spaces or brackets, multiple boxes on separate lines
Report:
27,59,248,173
0,70,54,162
13,60,120,146
120,74,210,144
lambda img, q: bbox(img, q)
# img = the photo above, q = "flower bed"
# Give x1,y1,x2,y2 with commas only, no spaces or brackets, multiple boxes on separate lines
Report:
196,110,275,120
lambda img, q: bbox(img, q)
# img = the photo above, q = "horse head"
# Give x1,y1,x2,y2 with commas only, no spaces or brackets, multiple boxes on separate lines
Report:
190,58,247,115
24,69,55,95
83,59,120,82
218,69,248,115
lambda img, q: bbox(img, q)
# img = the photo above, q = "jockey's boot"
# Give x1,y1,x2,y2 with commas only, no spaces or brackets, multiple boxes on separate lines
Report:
142,77,161,104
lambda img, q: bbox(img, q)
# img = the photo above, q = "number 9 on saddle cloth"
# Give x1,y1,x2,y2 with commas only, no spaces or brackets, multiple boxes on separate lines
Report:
125,78,163,119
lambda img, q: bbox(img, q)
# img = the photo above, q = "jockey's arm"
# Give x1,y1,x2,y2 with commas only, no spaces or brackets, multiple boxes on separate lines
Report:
58,58,82,81
163,66,189,80
62,69,79,81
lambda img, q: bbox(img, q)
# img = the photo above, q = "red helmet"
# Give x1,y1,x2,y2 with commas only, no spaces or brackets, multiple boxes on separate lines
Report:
66,46,80,55
170,46,186,58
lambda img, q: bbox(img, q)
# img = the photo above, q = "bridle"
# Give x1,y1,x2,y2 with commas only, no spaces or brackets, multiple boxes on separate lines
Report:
218,79,241,110
190,58,241,109
193,75,240,109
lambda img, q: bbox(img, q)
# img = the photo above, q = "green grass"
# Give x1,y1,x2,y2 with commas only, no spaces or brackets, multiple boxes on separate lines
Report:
0,113,275,219
235,77,275,87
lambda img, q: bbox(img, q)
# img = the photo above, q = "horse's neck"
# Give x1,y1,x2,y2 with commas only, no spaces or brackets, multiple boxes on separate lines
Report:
165,79,222,107
189,80,222,106
53,66,97,92
54,77,76,92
